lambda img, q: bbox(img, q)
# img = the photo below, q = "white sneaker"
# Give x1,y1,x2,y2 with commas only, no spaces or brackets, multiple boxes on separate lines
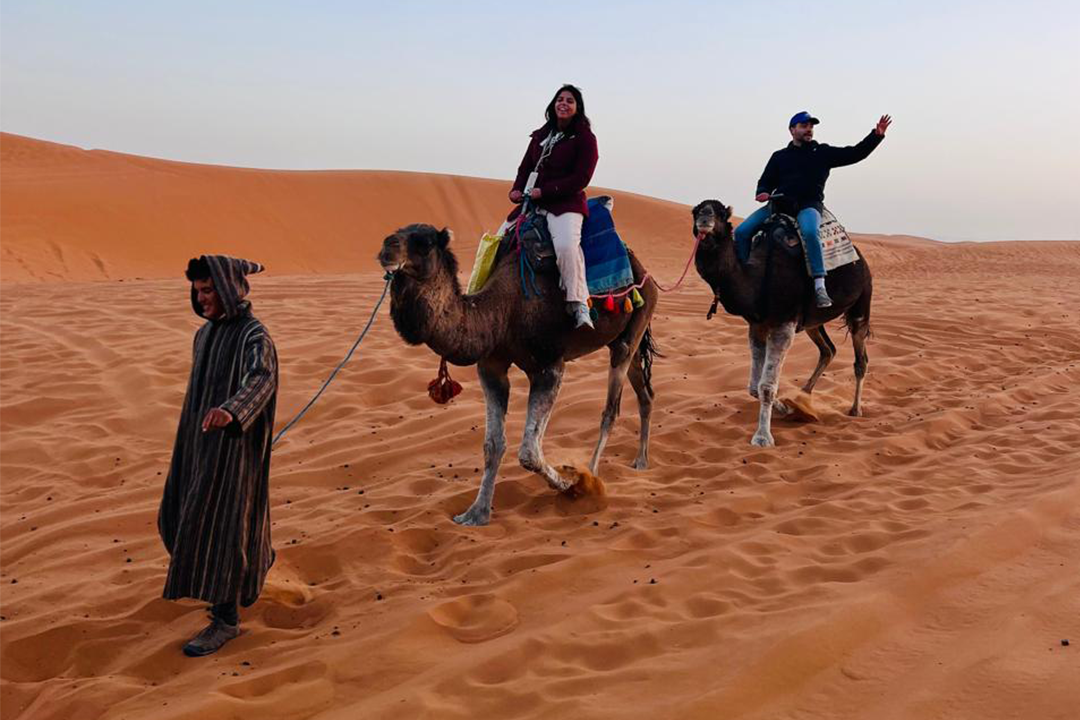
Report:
572,302,594,329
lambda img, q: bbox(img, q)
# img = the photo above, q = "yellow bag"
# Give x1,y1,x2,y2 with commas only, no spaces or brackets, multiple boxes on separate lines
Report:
466,232,503,294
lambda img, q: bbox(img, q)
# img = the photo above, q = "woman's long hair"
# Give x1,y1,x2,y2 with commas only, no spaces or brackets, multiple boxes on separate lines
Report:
544,84,591,133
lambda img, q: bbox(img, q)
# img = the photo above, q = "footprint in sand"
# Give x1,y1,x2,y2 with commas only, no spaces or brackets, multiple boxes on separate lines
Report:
427,594,518,643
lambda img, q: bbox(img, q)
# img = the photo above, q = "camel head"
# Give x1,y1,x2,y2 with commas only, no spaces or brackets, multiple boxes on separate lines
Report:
378,224,456,281
692,200,733,242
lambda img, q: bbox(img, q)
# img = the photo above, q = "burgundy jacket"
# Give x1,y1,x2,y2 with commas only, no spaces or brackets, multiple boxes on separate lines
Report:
506,120,599,221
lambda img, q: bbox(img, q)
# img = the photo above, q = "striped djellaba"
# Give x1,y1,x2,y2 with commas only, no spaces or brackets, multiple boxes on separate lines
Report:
158,255,278,607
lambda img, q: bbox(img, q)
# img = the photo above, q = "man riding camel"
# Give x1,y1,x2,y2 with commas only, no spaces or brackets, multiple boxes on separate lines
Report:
735,111,892,308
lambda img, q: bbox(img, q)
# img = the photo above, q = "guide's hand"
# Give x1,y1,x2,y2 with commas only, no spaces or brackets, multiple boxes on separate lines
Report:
509,190,523,203
755,192,769,202
202,407,234,432
875,114,892,136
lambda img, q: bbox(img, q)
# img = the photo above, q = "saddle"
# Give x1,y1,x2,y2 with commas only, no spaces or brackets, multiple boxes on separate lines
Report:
751,202,860,273
486,196,636,303
754,213,805,259
496,211,557,272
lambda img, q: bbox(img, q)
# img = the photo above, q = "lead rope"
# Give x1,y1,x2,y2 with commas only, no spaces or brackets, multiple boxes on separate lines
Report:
272,271,394,447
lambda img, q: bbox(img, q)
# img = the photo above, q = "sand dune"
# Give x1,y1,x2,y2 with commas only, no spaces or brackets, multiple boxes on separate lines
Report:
0,133,693,283
2,135,1079,719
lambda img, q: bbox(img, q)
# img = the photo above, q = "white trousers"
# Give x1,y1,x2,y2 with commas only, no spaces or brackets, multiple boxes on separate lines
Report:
498,211,588,304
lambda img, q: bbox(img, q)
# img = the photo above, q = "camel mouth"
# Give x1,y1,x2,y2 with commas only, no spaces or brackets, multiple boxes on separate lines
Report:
377,237,406,273
695,221,716,238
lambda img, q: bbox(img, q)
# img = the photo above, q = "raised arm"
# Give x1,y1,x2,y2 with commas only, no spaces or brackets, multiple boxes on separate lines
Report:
825,115,891,168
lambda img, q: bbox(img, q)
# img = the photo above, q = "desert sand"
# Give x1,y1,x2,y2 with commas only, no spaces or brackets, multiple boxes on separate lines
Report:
2,133,1078,719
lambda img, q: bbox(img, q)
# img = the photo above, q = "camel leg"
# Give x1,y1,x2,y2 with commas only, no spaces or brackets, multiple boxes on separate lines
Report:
749,324,791,417
627,351,654,470
802,325,837,394
751,322,796,447
588,354,632,475
453,359,511,526
518,363,572,492
848,318,870,417
747,324,766,399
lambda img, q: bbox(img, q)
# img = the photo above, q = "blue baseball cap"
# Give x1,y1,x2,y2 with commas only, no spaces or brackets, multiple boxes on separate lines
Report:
789,111,820,127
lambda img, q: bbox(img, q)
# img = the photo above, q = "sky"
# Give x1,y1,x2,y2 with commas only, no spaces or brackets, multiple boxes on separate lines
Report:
2,0,1078,242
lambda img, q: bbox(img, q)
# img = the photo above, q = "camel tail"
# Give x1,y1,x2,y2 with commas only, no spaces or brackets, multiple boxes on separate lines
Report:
843,282,873,340
637,325,660,396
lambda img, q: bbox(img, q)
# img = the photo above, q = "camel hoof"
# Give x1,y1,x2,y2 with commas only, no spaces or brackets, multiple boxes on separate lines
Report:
750,432,774,448
848,406,863,417
772,400,793,417
631,456,649,470
453,507,490,527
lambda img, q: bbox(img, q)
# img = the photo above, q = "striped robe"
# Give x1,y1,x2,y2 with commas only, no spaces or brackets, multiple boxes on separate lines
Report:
159,255,278,607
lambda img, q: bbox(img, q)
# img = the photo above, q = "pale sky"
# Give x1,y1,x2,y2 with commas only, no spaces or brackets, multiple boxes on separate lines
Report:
2,0,1078,242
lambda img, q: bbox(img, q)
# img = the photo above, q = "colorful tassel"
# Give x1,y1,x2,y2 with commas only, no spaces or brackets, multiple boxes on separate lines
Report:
589,307,599,323
631,288,644,308
623,297,633,313
604,294,615,312
586,297,593,309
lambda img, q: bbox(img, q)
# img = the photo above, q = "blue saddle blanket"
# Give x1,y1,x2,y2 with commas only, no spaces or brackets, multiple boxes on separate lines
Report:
582,196,634,294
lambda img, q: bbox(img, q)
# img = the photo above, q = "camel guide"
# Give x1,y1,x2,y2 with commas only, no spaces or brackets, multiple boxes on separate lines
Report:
158,255,278,657
734,112,892,308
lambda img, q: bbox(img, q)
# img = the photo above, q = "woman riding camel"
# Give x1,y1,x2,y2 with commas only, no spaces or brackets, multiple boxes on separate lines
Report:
501,84,599,329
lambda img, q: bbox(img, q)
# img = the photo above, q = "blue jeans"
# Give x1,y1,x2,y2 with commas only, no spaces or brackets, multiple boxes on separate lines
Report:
733,206,826,278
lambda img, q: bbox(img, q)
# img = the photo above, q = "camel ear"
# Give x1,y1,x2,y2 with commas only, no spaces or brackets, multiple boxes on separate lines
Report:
437,228,453,249
726,205,734,221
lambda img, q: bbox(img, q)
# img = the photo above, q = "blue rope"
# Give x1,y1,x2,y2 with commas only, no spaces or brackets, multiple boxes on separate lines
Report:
272,272,394,447
524,251,542,297
519,249,531,299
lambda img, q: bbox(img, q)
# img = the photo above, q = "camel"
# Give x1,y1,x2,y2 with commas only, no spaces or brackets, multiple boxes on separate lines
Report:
692,200,872,447
377,223,659,526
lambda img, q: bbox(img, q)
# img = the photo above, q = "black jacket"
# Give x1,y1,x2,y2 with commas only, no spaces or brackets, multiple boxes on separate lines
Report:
755,131,883,211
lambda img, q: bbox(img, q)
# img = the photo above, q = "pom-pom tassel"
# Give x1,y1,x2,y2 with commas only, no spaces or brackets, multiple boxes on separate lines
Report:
428,357,463,404
604,294,616,312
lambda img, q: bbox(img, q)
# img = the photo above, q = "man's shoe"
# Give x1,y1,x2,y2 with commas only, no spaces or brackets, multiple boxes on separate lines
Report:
183,618,239,657
572,303,594,329
814,286,833,308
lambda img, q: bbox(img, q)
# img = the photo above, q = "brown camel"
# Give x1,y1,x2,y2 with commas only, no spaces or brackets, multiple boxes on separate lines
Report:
377,223,659,526
692,200,872,447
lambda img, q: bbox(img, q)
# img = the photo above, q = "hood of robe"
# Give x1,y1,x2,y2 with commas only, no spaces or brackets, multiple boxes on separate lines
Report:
191,255,265,320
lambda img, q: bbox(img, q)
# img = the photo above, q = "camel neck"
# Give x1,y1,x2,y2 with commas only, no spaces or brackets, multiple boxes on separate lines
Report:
390,261,505,366
697,231,759,319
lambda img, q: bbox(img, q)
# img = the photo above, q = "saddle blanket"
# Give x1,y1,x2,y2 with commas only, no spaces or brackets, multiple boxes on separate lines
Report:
810,207,860,273
581,196,634,295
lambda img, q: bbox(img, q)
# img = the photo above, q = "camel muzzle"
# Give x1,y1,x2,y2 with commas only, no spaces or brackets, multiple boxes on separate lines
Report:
377,237,405,272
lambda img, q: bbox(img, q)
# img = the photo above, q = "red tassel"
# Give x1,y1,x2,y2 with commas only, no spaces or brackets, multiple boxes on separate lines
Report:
428,358,463,404
604,294,615,312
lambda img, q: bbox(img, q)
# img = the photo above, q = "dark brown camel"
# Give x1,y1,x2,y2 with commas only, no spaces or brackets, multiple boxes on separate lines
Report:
692,200,872,447
377,224,659,526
